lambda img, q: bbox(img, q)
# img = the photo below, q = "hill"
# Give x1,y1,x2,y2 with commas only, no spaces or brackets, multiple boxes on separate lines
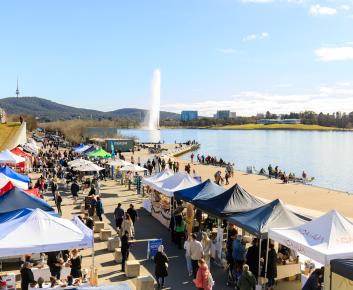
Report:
0,97,179,121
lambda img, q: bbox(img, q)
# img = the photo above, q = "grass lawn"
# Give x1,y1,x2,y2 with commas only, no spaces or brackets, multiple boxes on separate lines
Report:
0,122,21,150
212,123,349,131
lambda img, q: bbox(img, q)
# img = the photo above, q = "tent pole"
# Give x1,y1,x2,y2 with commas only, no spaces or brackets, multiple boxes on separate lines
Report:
330,267,332,290
264,237,270,285
258,238,262,284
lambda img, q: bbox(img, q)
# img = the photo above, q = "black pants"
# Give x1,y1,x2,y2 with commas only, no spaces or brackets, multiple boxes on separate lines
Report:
176,232,183,249
121,250,129,271
191,259,199,278
116,218,123,230
97,213,102,221
156,276,165,288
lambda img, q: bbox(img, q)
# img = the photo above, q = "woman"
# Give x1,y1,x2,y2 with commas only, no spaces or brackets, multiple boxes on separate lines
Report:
262,243,277,290
121,231,130,272
51,177,58,201
175,215,186,249
193,258,213,290
20,262,36,290
184,236,193,276
55,191,62,216
69,249,82,278
154,245,169,289
237,264,257,290
302,268,324,290
95,196,104,221
121,213,134,239
201,232,212,268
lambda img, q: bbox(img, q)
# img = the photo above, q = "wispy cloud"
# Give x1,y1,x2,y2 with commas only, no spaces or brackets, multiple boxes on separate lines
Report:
314,46,353,61
240,0,273,3
161,84,353,116
340,5,350,11
309,4,337,16
243,32,269,42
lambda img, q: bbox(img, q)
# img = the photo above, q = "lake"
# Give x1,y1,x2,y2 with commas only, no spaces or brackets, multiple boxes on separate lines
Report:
120,129,353,193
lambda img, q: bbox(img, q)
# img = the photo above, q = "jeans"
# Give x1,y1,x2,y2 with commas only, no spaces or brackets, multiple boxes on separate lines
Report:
267,277,275,287
185,255,192,275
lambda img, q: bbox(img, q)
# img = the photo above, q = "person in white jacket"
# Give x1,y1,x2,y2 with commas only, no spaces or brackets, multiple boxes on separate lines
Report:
201,232,212,268
184,236,193,276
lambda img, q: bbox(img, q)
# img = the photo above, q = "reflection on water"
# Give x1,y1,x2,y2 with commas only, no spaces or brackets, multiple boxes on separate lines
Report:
120,128,353,193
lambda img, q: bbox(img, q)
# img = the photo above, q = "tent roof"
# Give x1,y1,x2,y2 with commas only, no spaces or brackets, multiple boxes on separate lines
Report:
331,259,353,281
174,179,225,202
0,150,25,164
107,159,131,167
269,210,353,265
0,187,53,213
227,199,307,238
192,183,264,217
0,166,30,183
68,158,93,167
74,163,104,172
0,181,40,197
88,148,111,158
0,208,58,223
74,144,91,154
0,174,28,190
120,164,147,172
10,147,31,158
149,172,201,197
143,169,174,186
0,209,93,257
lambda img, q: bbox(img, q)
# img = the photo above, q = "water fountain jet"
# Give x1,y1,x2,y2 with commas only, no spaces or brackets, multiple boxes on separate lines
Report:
144,69,161,130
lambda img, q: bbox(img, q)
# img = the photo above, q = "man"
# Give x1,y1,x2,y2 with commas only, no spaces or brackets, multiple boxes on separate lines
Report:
114,203,125,232
47,251,62,279
121,231,130,272
70,179,80,204
187,233,203,278
127,204,138,224
21,262,36,290
246,238,259,279
233,235,246,275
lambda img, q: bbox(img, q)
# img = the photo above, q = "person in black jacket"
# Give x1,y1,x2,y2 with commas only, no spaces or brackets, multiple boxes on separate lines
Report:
71,180,80,203
127,204,137,224
47,251,62,279
154,245,169,289
20,262,36,290
262,242,277,290
121,231,130,272
246,238,259,279
69,249,82,278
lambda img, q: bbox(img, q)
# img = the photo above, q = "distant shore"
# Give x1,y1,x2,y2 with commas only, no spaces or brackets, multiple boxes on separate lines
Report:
162,123,352,131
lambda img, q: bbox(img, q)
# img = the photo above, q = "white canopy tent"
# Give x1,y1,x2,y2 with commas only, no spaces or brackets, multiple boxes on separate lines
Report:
74,163,104,172
142,169,174,186
269,210,353,265
120,164,147,172
0,150,25,165
68,159,93,167
0,209,93,257
148,172,200,197
107,159,131,167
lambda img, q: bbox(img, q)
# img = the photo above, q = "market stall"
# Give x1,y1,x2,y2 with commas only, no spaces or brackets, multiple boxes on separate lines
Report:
0,166,29,190
269,210,353,290
147,172,200,227
0,208,58,223
10,147,32,172
330,259,353,290
0,181,40,197
0,150,25,166
87,148,111,159
227,199,308,284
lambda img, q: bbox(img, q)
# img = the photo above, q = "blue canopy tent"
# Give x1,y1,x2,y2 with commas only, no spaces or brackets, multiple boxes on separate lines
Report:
227,199,308,238
0,208,58,223
0,187,53,214
0,166,30,183
191,183,265,217
174,179,225,202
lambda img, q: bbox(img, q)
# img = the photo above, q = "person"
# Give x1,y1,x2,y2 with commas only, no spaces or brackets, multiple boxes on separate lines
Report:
55,191,63,216
47,251,63,279
20,262,36,290
175,215,186,249
88,184,96,196
188,233,204,278
95,196,104,221
201,232,212,268
302,268,324,290
51,177,58,201
114,203,124,232
184,236,193,276
246,238,259,279
127,204,138,224
121,230,130,272
262,242,277,290
121,213,134,239
237,264,257,290
233,235,246,275
71,180,79,203
69,249,82,278
226,227,237,286
193,258,213,290
154,245,169,289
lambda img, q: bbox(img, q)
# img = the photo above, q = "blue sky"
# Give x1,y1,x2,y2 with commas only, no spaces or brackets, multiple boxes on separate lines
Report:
0,0,353,116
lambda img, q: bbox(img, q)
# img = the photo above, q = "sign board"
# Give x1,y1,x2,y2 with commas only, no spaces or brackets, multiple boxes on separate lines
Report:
147,239,163,259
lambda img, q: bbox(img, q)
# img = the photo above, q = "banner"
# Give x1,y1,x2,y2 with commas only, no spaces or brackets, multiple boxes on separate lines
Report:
147,239,163,259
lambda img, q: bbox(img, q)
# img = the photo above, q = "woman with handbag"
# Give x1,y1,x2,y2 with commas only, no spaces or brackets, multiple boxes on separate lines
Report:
154,245,169,289
194,258,214,290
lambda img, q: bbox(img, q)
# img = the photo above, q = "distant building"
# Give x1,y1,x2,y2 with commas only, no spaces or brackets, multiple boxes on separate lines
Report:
181,111,198,121
215,110,230,119
230,112,237,118
257,119,301,125
0,108,6,123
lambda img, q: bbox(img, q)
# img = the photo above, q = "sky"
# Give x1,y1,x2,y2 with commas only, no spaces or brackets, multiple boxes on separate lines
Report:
0,0,353,116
